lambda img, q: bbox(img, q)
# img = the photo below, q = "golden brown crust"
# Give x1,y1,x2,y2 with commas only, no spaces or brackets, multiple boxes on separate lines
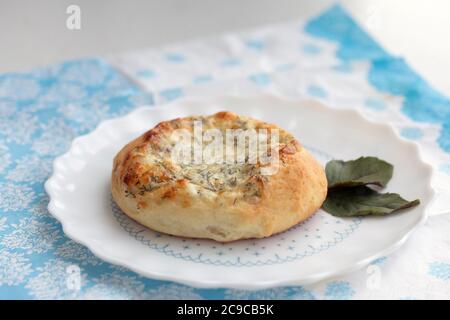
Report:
111,111,327,242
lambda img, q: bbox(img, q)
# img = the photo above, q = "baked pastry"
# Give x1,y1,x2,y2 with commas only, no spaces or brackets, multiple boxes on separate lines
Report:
111,111,327,242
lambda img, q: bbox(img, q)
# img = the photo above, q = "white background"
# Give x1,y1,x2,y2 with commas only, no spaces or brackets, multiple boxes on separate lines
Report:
1,0,449,95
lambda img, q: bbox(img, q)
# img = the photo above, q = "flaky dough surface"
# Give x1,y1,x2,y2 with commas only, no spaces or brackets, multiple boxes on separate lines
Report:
111,111,327,242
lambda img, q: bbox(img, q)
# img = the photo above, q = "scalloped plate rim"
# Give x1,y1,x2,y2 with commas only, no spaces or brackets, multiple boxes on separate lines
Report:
45,94,435,289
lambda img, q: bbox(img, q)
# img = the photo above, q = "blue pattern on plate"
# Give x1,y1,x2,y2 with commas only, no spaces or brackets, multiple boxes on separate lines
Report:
0,59,159,299
112,196,361,267
1,4,448,299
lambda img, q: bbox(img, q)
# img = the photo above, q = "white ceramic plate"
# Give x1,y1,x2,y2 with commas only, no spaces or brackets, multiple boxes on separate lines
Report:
45,95,434,289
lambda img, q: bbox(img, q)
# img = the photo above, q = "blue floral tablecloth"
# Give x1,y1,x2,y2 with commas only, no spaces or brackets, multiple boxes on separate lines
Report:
1,5,449,299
